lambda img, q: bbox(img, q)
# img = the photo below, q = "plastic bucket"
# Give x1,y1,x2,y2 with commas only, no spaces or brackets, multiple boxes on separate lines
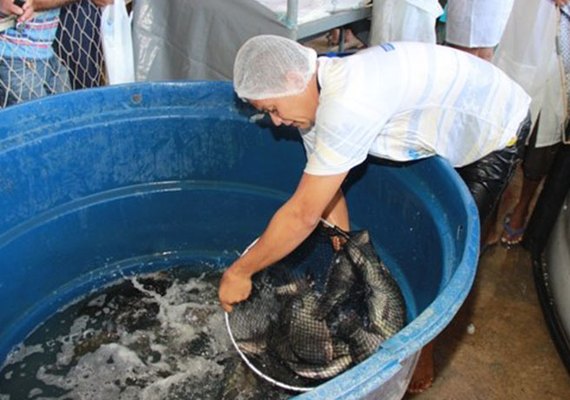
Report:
0,81,479,399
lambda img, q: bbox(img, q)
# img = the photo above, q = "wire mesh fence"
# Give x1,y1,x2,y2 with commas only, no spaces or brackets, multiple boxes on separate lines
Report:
0,0,121,109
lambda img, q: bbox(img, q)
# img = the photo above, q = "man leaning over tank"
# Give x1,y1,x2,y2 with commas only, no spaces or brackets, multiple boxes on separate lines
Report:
219,35,531,314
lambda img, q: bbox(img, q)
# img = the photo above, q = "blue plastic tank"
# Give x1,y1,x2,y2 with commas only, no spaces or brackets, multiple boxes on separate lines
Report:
0,82,479,399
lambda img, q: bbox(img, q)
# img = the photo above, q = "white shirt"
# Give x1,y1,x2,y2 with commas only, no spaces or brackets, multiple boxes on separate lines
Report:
446,0,515,48
302,42,530,176
369,0,443,45
493,0,567,147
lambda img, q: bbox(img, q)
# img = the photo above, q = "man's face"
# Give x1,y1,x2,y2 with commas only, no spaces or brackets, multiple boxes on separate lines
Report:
249,91,317,130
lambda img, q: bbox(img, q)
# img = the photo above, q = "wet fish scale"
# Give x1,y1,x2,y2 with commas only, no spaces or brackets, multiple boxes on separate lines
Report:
336,311,382,363
345,230,406,337
316,250,357,320
227,225,407,389
288,292,334,364
286,353,353,380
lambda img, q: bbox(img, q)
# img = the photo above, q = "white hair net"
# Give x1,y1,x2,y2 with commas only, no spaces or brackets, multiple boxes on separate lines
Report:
233,35,318,100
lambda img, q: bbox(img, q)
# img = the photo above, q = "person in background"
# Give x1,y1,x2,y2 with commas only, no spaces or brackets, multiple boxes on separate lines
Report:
442,0,516,246
369,0,443,46
0,0,108,108
54,0,112,90
1,0,67,107
487,0,570,246
329,0,444,49
219,35,531,394
445,0,514,61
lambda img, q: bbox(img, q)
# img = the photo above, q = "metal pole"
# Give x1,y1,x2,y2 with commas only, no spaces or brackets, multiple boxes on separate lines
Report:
286,0,298,28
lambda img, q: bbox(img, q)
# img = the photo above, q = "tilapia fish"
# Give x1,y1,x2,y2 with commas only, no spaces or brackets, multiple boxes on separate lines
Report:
316,250,357,320
275,230,405,382
344,230,406,338
337,311,384,364
268,287,334,365
286,352,352,380
230,228,406,387
287,338,353,380
232,281,280,356
288,291,334,364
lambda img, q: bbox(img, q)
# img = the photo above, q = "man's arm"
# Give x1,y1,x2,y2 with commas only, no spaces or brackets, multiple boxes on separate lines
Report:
218,171,348,312
322,188,350,250
33,0,77,11
322,188,349,231
34,0,112,11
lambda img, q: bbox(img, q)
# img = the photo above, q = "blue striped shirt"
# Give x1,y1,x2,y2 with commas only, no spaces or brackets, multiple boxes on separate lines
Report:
0,9,61,59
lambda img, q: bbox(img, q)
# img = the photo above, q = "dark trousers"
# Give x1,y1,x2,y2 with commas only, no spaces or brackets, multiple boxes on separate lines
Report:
456,114,531,224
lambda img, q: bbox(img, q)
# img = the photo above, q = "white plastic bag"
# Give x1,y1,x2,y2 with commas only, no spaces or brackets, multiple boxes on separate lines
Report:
101,0,135,85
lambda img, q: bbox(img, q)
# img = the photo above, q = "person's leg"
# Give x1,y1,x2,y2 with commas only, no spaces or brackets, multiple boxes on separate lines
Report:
501,141,560,245
457,147,522,229
501,177,540,245
54,0,104,89
326,27,360,50
44,56,72,95
0,58,45,107
0,58,13,108
407,341,435,394
459,115,530,226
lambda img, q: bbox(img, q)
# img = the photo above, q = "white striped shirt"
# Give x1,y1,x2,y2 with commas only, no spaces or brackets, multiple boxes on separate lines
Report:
302,42,531,175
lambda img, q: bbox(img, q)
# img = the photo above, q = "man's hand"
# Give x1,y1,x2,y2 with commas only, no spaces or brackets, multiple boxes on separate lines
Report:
555,0,569,7
219,266,253,313
217,171,348,312
330,234,347,251
1,0,34,23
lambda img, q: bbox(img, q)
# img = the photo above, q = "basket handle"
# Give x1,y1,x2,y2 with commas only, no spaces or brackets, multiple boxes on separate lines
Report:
319,218,351,240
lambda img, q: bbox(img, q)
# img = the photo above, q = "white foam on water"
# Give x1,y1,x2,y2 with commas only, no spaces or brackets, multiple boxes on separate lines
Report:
54,315,90,366
139,358,225,400
37,343,146,399
0,270,237,399
87,294,107,308
2,343,44,366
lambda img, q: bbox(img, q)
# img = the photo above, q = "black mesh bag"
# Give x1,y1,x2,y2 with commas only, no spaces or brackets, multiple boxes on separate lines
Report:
225,223,407,392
